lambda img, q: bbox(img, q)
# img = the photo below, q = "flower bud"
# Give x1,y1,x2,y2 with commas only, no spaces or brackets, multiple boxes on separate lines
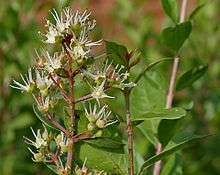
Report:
87,123,96,131
94,130,103,137
96,118,107,129
87,114,98,123
33,152,44,162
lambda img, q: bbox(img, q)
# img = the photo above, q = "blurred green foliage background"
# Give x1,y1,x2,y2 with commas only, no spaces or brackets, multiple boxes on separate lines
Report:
0,0,219,174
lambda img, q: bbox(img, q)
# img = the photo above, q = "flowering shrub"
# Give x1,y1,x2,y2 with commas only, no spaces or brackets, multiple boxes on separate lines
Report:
11,1,209,175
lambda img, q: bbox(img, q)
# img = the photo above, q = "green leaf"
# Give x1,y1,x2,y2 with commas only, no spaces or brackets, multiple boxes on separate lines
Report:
176,65,208,91
134,58,173,83
133,107,186,121
131,71,167,118
161,153,183,175
161,21,192,53
137,121,159,146
189,3,206,20
105,40,128,66
46,164,58,174
138,133,209,175
33,104,57,130
158,118,184,147
83,137,125,153
77,143,127,174
161,0,179,23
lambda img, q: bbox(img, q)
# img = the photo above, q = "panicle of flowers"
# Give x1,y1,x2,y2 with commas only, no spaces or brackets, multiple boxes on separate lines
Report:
24,126,69,164
10,68,35,93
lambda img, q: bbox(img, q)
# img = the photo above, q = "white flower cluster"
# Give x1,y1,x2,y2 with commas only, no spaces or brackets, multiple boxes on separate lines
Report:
84,103,118,137
41,8,102,62
84,60,136,91
24,126,68,163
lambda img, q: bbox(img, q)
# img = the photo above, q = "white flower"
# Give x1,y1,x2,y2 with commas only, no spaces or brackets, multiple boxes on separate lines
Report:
44,51,62,73
107,64,135,89
45,22,60,44
50,8,71,33
84,60,135,89
33,95,50,112
91,80,114,104
84,103,117,129
24,127,47,149
10,68,35,92
72,44,89,59
35,70,53,91
55,132,68,153
28,148,44,162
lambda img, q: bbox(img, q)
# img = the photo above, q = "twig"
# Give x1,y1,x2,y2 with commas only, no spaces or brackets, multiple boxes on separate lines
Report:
49,73,70,103
124,90,134,175
63,44,75,172
46,113,69,136
153,1,188,175
75,94,92,103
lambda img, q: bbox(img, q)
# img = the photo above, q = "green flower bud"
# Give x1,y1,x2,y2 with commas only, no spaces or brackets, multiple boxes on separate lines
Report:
33,152,44,162
87,114,98,123
87,123,96,131
96,118,107,129
94,130,103,137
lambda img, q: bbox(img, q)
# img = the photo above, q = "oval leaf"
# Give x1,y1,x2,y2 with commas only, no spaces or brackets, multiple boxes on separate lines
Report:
161,21,192,53
176,65,208,91
161,0,179,23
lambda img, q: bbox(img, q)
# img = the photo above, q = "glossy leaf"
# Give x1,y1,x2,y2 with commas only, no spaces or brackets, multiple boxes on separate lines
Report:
176,65,208,91
161,21,192,53
138,133,209,175
161,0,179,23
